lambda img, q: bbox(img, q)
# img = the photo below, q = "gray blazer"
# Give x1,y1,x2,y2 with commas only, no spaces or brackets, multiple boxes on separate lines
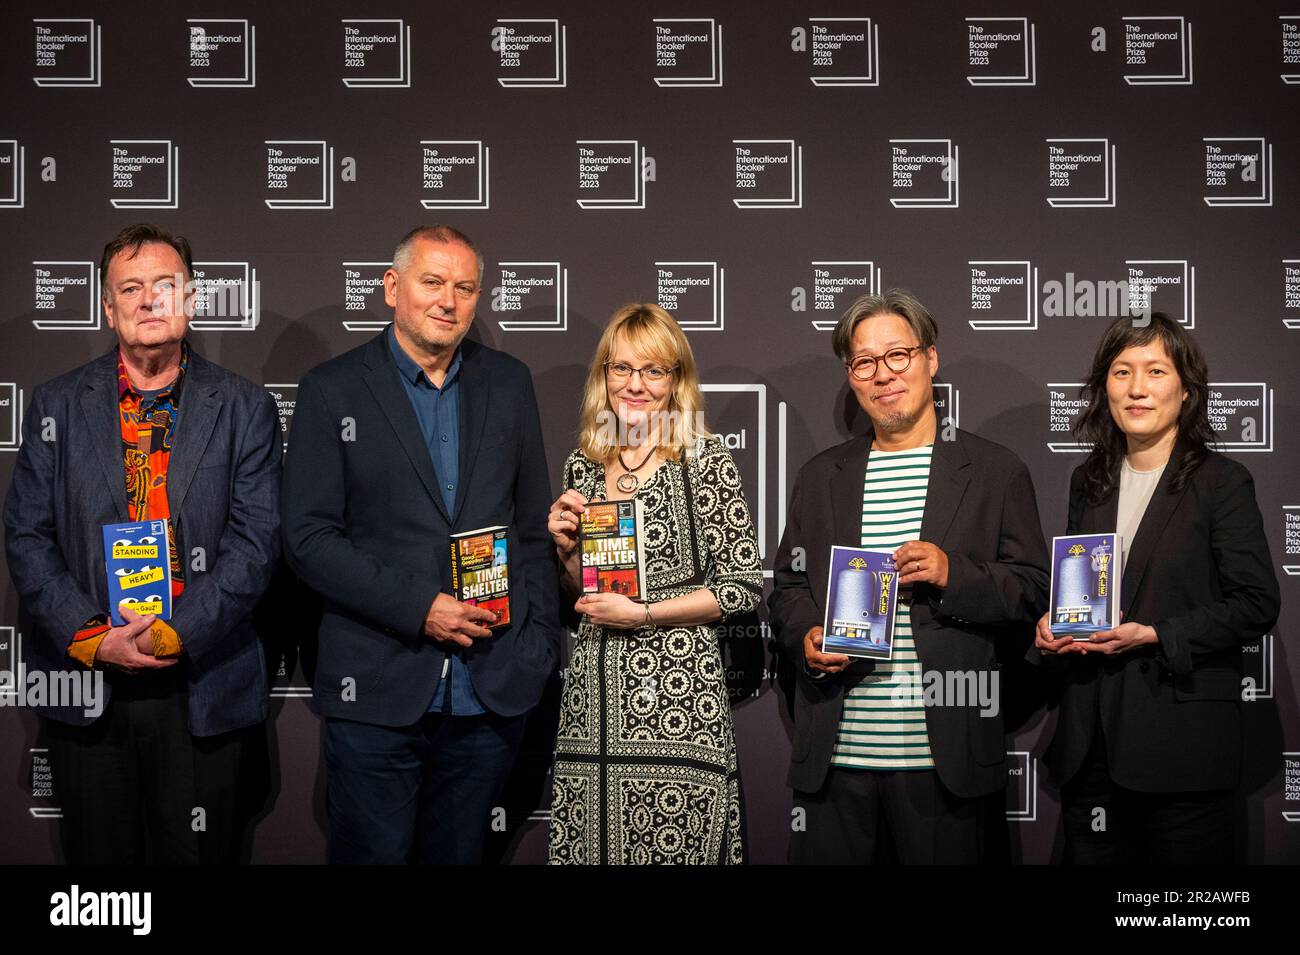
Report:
3,346,280,736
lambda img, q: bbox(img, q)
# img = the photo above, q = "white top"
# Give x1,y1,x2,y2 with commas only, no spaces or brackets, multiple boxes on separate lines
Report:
1117,457,1167,561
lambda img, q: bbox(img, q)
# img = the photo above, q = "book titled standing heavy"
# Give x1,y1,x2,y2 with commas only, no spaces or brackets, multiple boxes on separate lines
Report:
450,526,510,628
102,519,173,626
1049,533,1122,640
579,500,647,599
821,547,899,660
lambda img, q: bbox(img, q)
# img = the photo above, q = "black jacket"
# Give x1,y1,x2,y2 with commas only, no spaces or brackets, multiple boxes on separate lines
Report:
769,428,1049,798
1042,440,1280,792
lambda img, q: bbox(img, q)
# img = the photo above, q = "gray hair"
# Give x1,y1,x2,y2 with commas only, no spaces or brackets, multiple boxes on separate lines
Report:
392,224,484,283
831,289,938,362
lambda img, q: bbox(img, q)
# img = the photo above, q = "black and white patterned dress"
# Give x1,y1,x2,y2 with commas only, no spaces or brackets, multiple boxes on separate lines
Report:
548,439,763,864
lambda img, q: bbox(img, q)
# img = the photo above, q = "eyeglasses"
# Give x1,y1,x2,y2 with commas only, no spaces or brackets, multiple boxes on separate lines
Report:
845,346,925,381
605,361,677,383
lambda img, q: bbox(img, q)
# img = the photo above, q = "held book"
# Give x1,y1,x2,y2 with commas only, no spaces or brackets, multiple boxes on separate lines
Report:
1048,533,1122,640
102,519,173,626
821,546,899,660
450,525,510,628
579,500,647,599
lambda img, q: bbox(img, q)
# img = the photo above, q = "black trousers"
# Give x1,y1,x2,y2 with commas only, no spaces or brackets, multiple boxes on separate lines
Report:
1060,723,1233,865
45,668,268,865
790,767,996,864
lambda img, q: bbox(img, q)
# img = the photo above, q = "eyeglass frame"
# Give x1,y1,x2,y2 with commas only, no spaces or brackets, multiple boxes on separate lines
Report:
604,360,679,383
844,345,927,381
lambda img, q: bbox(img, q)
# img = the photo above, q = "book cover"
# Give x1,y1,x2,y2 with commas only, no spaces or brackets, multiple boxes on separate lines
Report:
821,546,898,660
450,525,510,628
579,500,647,599
1048,533,1122,640
102,519,173,626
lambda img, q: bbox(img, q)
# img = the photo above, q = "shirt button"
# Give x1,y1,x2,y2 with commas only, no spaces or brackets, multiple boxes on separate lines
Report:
446,484,454,491
440,434,448,442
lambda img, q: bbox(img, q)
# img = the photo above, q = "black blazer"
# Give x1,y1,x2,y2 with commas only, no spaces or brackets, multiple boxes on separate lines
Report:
1042,439,1280,793
769,429,1050,799
281,333,560,725
3,348,280,735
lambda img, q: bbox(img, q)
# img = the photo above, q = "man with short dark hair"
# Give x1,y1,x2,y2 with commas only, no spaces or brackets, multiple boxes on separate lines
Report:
769,289,1049,864
4,223,280,863
282,224,560,864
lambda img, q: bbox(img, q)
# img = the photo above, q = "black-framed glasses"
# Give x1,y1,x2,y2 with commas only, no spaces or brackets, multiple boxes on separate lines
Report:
605,361,677,383
845,345,925,381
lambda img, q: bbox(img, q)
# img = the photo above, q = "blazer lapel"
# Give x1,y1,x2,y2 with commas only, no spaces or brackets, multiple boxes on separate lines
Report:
361,334,450,524
1120,441,1191,613
452,343,488,527
830,434,872,547
79,354,130,521
167,352,222,516
918,431,971,548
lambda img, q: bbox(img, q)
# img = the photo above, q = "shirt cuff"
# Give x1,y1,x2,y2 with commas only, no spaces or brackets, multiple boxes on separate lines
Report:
148,620,183,658
68,616,111,670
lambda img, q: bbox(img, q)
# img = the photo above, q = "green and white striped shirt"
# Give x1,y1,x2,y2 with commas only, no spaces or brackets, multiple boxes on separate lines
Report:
831,445,936,771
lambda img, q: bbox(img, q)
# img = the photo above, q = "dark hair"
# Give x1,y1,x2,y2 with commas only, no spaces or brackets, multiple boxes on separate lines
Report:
392,224,483,281
99,223,193,293
1076,313,1214,502
831,288,938,362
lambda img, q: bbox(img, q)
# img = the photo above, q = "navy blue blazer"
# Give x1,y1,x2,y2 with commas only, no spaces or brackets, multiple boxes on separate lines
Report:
280,333,560,724
1042,440,1281,793
3,347,280,735
769,428,1050,799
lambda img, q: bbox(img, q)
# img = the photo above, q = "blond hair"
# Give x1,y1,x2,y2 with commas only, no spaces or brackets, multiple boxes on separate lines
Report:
578,303,711,463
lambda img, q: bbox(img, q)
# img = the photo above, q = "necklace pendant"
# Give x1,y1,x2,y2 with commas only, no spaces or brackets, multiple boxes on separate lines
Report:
616,472,640,493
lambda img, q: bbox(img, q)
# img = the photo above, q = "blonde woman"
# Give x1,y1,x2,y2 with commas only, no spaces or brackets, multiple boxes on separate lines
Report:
546,304,762,864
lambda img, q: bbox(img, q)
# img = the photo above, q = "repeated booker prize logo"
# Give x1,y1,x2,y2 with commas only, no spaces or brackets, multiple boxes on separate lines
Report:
340,260,389,331
264,383,297,451
1285,260,1300,329
31,259,100,330
699,384,770,563
1283,506,1300,577
965,17,1036,86
0,140,25,208
187,19,256,87
491,260,569,332
189,261,259,331
889,140,958,209
1046,139,1116,207
493,19,566,87
791,17,879,86
1285,750,1300,823
32,18,101,87
1203,137,1273,206
110,140,179,210
1284,17,1300,84
265,141,335,209
794,261,882,330
1005,752,1038,822
733,140,802,209
342,19,411,87
577,141,649,210
1115,16,1193,85
654,18,722,87
0,382,24,452
656,262,724,331
421,141,489,209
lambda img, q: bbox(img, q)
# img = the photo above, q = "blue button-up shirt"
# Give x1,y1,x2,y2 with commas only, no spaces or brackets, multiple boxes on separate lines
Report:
387,326,485,716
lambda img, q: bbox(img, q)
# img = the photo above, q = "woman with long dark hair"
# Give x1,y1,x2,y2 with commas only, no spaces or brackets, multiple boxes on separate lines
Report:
1035,313,1279,863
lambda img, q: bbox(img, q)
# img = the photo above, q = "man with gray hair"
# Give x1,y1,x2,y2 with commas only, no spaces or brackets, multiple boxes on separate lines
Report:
769,289,1049,863
282,224,560,864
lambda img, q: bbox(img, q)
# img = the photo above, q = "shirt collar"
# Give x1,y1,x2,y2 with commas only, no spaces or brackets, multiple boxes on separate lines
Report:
387,324,461,389
117,341,190,403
